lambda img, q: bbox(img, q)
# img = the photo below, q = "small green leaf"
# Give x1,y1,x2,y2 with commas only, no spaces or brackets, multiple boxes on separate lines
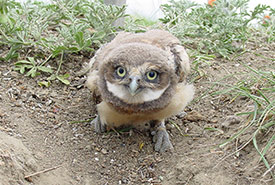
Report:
27,57,36,65
26,67,37,77
25,65,33,69
52,46,68,57
14,66,24,73
75,31,84,47
5,49,19,61
47,74,56,81
15,60,32,65
63,73,70,78
37,66,53,73
67,47,79,52
0,14,8,24
20,66,25,74
38,81,51,87
57,74,70,85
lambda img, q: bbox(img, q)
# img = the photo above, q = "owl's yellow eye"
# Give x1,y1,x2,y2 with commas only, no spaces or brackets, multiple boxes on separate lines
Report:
146,71,158,81
116,66,126,77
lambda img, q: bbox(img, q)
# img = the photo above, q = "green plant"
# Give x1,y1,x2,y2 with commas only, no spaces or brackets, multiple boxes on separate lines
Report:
124,15,159,33
0,0,127,84
256,5,275,43
0,0,8,24
212,65,274,180
160,0,272,58
14,57,53,77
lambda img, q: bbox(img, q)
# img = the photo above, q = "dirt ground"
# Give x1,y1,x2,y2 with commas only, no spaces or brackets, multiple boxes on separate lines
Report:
0,39,274,185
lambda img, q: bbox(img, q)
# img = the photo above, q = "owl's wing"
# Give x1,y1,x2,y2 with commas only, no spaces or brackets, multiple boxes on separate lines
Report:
85,46,105,97
170,44,190,83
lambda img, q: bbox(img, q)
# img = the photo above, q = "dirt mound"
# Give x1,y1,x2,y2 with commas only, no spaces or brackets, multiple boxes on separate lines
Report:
0,131,37,184
0,131,74,185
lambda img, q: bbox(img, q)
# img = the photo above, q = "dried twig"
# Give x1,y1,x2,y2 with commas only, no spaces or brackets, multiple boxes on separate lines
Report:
262,163,275,177
169,120,184,136
24,165,62,182
0,126,12,132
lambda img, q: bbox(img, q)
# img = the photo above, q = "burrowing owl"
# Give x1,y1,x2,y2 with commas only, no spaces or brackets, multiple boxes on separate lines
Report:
86,30,194,152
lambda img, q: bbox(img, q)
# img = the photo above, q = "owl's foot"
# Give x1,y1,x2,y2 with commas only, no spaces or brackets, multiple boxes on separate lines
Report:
152,123,173,153
91,115,106,133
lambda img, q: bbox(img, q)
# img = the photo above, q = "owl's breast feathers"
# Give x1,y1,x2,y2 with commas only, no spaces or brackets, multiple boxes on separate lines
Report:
97,83,194,127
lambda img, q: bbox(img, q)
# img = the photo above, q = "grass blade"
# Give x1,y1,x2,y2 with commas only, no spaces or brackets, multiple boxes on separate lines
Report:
219,103,258,148
252,134,274,178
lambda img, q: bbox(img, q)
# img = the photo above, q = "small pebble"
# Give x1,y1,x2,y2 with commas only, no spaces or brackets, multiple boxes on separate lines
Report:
85,145,92,151
95,147,101,152
221,115,241,128
72,159,77,164
101,148,108,154
211,118,218,123
122,178,128,184
185,111,205,122
46,99,53,106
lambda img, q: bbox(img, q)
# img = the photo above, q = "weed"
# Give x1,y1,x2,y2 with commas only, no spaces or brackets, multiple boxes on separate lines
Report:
0,0,126,84
213,65,274,179
0,0,8,24
124,15,159,33
14,57,53,77
160,0,273,58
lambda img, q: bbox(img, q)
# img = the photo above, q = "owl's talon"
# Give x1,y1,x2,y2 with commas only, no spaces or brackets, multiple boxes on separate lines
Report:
152,126,173,153
91,115,106,133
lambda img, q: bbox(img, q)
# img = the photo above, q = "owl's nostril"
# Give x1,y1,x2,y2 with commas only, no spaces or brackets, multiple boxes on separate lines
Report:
129,76,141,83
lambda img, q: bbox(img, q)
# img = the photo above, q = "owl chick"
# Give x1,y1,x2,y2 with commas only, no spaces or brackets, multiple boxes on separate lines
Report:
86,29,194,152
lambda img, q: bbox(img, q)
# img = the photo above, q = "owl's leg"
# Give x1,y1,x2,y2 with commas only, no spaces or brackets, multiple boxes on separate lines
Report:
91,115,107,133
151,121,173,153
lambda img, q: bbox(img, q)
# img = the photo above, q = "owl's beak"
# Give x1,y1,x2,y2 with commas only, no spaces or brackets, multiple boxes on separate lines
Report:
128,76,140,96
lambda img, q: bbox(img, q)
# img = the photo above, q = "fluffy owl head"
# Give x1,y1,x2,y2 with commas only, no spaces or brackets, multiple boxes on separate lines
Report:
88,30,190,113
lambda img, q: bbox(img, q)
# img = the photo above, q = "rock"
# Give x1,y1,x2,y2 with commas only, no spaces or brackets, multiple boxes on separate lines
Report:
46,99,53,106
211,118,218,123
101,148,108,155
176,111,187,119
221,115,241,128
85,145,92,151
184,111,205,122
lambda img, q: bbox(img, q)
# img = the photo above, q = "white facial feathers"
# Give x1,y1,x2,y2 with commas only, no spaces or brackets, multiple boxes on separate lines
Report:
106,81,169,104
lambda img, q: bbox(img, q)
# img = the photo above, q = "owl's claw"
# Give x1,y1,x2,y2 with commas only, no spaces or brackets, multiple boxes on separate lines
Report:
152,125,173,153
91,115,106,133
